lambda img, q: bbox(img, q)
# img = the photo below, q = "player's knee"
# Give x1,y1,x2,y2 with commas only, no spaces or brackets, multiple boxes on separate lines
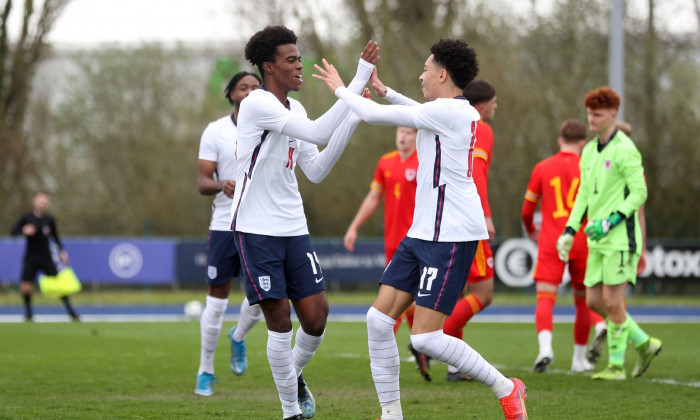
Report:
301,318,327,337
409,331,441,358
367,307,394,336
248,304,264,320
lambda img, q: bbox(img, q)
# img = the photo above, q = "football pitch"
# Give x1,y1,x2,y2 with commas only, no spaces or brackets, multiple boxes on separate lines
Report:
1,321,698,419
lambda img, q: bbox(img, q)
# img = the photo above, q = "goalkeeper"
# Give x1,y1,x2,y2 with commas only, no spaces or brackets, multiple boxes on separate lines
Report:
556,86,661,381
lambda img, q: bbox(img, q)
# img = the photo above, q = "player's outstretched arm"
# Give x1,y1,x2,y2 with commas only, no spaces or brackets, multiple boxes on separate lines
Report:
281,42,378,146
314,59,416,127
297,89,373,183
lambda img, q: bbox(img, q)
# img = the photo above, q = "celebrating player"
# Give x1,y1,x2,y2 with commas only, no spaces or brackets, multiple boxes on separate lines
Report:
194,71,264,396
557,87,661,380
314,39,527,420
342,126,431,380
442,80,497,381
232,26,379,420
521,119,603,373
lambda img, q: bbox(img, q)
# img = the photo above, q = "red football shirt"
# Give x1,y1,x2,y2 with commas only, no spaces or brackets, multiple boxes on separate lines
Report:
522,151,587,259
371,150,418,260
473,121,493,217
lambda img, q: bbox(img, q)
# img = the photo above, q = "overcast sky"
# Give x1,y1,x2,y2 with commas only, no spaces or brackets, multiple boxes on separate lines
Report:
13,0,697,47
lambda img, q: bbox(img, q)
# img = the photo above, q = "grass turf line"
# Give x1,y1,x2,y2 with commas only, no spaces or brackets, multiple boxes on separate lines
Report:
1,321,698,419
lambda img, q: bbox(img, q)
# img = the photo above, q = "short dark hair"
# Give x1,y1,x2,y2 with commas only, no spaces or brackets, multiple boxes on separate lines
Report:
224,71,261,105
244,26,298,78
429,39,479,90
584,86,620,110
463,80,495,105
559,119,587,143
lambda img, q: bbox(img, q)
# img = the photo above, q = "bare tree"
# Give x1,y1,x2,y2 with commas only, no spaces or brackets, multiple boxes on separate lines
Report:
0,0,71,231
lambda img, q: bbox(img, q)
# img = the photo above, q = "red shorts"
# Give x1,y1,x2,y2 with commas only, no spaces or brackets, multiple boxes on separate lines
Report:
467,240,494,284
534,252,586,291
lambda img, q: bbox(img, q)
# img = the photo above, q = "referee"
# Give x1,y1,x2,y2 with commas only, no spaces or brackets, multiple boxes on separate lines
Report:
10,192,79,321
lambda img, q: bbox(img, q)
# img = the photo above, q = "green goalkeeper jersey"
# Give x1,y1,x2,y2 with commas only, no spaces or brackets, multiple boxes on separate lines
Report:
566,129,647,253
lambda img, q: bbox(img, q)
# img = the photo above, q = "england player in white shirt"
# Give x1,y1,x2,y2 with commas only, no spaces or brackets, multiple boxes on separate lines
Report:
194,72,265,397
314,39,528,420
232,26,379,420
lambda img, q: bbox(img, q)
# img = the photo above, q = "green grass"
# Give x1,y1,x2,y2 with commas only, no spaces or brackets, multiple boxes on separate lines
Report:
1,321,698,419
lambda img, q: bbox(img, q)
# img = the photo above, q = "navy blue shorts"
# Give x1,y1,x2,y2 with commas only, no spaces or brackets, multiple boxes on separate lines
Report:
206,230,241,286
234,232,325,305
381,237,478,315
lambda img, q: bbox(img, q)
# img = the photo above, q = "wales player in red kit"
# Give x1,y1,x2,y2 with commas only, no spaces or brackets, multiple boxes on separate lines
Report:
442,80,497,382
521,119,604,373
344,127,418,264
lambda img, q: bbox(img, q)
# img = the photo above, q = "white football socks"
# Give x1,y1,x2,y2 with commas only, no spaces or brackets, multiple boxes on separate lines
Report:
267,329,302,418
410,330,513,398
232,297,263,342
537,329,554,357
198,296,228,375
292,327,325,376
367,307,403,419
573,344,587,362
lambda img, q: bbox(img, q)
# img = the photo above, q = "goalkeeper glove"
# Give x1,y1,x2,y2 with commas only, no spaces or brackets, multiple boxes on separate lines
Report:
556,226,576,263
584,212,624,241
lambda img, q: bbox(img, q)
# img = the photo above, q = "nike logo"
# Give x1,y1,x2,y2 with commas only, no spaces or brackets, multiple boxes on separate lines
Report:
417,291,431,297
315,277,324,283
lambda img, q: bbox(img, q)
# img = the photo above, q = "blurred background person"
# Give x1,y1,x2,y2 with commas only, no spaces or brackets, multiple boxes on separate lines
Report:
521,119,604,373
10,192,79,322
194,71,264,396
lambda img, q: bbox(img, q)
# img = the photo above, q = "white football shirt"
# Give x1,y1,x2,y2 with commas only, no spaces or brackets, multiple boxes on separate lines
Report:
231,90,336,236
335,87,489,242
233,59,374,236
198,114,237,231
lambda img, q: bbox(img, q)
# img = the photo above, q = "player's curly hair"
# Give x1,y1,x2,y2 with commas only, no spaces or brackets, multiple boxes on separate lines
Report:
584,86,620,110
430,39,479,90
559,119,587,143
224,71,261,105
464,80,495,105
245,26,298,78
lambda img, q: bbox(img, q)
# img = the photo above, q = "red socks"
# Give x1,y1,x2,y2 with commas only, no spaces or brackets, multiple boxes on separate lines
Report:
443,294,484,340
535,291,556,333
573,294,592,345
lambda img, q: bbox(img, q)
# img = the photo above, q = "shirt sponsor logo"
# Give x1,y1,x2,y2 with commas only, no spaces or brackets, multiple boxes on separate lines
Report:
208,265,217,280
259,275,271,291
405,168,416,182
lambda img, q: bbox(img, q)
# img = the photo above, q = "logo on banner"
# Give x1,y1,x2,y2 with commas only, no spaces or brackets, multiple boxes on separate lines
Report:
208,265,218,280
405,168,416,181
258,275,271,291
108,243,144,279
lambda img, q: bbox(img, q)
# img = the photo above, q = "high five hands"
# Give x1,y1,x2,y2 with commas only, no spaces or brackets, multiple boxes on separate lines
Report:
313,40,380,93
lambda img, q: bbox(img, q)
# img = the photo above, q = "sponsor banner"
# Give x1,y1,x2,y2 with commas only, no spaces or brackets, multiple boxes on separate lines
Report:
2,238,698,287
312,240,386,283
492,239,700,288
0,238,175,285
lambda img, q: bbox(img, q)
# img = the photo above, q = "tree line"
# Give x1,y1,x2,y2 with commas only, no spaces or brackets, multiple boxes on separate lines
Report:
1,0,698,240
